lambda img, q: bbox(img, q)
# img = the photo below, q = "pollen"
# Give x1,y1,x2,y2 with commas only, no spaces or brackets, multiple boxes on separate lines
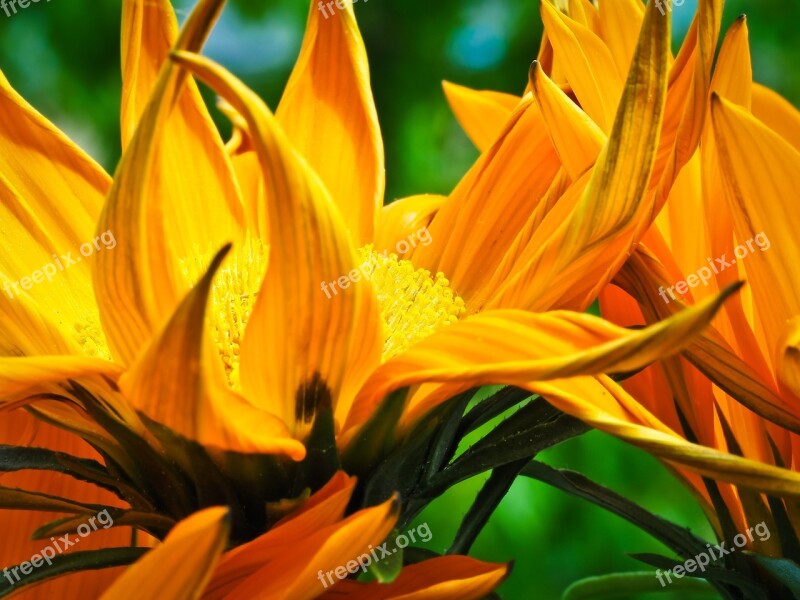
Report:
358,245,465,360
180,236,267,390
74,317,111,361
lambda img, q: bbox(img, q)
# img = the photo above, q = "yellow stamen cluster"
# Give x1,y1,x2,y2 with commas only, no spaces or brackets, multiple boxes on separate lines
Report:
180,236,267,390
357,245,465,360
74,317,111,360
179,237,462,388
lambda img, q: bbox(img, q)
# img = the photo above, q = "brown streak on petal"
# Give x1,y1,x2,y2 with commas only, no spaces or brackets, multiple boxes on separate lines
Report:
294,372,332,424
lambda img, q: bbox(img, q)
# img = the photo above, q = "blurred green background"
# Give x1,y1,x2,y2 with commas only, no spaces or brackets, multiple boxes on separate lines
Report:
1,0,797,598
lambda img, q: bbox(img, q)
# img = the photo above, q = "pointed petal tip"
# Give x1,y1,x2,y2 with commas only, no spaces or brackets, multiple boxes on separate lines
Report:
502,559,515,582
708,281,744,315
710,91,724,113
722,280,746,297
528,60,540,83
210,242,233,269
389,493,402,517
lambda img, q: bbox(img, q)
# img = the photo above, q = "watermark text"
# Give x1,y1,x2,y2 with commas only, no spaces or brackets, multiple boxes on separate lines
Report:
3,509,114,586
318,522,432,588
658,232,770,304
3,230,116,299
656,521,770,587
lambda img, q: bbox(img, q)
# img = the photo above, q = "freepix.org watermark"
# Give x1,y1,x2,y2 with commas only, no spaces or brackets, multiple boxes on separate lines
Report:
655,521,771,587
1,0,52,18
317,522,433,589
2,509,114,586
317,0,367,20
3,230,116,299
658,232,770,304
320,226,433,299
654,0,686,15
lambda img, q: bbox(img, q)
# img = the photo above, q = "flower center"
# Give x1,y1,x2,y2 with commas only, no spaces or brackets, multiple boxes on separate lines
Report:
180,236,267,390
357,245,465,360
74,317,111,360
180,240,462,388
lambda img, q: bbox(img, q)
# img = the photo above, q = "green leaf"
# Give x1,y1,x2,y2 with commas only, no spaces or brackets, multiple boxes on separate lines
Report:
145,418,252,541
292,395,341,495
426,401,589,496
674,404,745,573
447,457,528,555
457,387,532,437
562,571,716,599
748,554,800,597
0,445,107,479
421,390,476,482
366,529,405,584
70,382,194,518
31,509,176,540
0,486,111,514
0,548,148,598
764,435,800,564
630,553,766,599
368,394,483,526
0,444,152,509
520,461,708,557
679,407,780,594
342,388,408,476
359,416,436,509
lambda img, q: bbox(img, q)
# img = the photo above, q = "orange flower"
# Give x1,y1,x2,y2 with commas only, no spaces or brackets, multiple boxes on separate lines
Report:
437,0,800,500
0,0,786,596
100,474,508,599
602,14,800,549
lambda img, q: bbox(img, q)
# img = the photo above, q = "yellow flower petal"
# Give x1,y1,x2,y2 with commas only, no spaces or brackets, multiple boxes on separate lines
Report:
230,150,268,239
206,472,356,599
566,0,598,29
0,74,109,253
101,507,230,600
95,0,243,365
119,245,305,458
120,0,245,235
486,0,670,312
0,75,109,332
375,194,445,259
539,0,623,131
276,2,384,246
615,249,800,436
442,81,520,152
709,16,752,109
346,285,737,430
752,83,800,151
0,286,82,357
695,18,751,302
596,0,644,76
0,356,121,402
534,376,800,498
652,0,722,207
319,555,509,599
171,51,383,438
222,497,398,600
412,96,561,308
711,95,800,363
472,167,572,309
778,317,800,400
529,61,605,180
